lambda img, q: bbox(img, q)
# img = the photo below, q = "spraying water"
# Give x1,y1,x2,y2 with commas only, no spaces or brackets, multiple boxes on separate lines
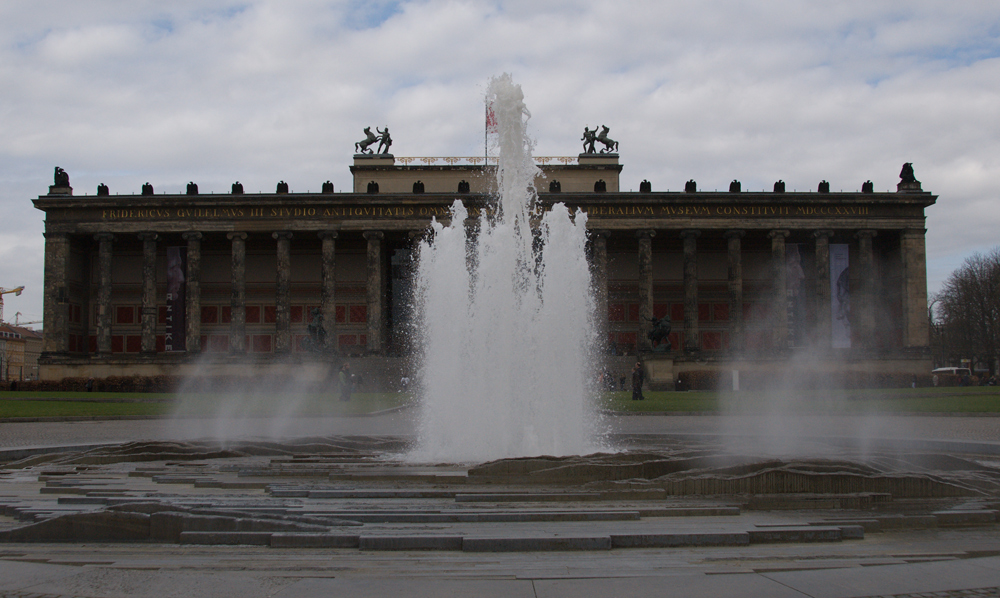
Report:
411,74,598,462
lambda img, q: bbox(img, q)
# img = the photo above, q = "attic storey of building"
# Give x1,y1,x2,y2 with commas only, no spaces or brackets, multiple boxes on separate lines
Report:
34,189,934,235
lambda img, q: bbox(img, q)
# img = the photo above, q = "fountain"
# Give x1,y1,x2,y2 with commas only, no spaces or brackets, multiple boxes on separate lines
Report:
411,74,600,462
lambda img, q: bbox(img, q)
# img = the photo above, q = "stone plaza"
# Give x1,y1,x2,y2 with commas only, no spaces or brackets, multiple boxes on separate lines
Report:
1,413,998,598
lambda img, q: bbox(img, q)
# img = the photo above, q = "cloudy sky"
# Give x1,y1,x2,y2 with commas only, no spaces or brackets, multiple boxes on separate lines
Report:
2,1,999,324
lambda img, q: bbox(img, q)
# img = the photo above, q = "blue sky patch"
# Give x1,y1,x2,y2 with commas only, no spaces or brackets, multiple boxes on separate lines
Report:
343,0,403,31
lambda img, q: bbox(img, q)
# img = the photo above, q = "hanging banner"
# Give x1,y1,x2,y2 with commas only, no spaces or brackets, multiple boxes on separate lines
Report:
786,244,807,348
830,244,850,348
165,246,186,352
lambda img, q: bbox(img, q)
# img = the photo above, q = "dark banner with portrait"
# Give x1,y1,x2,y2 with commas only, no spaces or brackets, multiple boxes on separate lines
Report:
830,244,850,348
786,243,807,348
166,246,186,352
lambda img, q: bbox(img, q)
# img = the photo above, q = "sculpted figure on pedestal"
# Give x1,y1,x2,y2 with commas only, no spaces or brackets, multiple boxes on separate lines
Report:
581,126,597,154
355,127,379,154
596,125,618,153
647,316,672,352
376,127,392,154
53,167,70,188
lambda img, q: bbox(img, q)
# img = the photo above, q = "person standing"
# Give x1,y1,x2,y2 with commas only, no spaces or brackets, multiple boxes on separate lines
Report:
631,362,644,401
339,363,353,401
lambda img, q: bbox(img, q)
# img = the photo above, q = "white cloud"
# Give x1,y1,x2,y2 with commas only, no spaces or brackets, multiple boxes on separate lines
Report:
2,0,1000,316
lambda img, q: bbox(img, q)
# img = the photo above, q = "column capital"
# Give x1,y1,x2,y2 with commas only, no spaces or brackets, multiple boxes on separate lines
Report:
137,232,158,242
408,229,427,241
854,229,878,239
272,231,293,241
93,232,115,243
724,229,745,239
44,231,68,240
812,229,835,240
591,229,611,239
363,230,385,241
680,229,701,240
901,227,926,238
227,231,247,241
635,229,656,239
318,230,339,240
181,231,203,241
768,229,790,239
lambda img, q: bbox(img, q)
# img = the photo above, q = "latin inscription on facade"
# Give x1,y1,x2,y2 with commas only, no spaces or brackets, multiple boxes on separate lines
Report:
100,203,878,221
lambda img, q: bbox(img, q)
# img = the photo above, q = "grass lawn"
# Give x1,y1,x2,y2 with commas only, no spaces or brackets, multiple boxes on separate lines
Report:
0,391,412,419
2,387,998,419
601,386,1000,413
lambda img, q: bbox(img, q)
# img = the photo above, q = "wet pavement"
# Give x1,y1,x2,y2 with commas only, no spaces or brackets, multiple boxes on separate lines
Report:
0,414,997,597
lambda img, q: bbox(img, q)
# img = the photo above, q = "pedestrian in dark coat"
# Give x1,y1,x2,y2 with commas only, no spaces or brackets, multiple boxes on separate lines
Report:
631,362,644,401
338,363,353,401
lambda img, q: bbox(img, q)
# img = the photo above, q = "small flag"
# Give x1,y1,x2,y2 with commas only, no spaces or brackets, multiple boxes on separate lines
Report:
486,104,497,133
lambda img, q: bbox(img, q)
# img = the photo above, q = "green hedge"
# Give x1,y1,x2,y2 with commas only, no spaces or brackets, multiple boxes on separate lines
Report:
676,370,964,391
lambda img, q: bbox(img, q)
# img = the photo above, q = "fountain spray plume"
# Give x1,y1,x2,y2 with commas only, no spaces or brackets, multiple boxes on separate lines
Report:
411,74,600,462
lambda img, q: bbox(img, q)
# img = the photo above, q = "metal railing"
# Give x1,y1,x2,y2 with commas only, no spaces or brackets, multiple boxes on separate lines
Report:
392,156,578,166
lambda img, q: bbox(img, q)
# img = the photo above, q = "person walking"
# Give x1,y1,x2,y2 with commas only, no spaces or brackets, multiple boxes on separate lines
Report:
338,363,353,401
631,361,644,401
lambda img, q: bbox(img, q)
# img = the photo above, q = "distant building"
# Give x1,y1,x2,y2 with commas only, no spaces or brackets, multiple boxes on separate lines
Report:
32,144,935,385
0,324,41,381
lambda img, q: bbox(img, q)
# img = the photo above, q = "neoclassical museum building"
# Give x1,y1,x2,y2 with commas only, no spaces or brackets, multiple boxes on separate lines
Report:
33,137,936,386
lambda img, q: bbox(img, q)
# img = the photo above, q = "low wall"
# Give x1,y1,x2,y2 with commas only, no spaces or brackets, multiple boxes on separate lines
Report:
628,353,933,391
37,354,413,393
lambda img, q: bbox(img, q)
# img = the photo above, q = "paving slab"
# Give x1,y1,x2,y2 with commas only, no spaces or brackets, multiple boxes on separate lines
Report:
762,555,1000,598
272,578,537,598
533,573,812,598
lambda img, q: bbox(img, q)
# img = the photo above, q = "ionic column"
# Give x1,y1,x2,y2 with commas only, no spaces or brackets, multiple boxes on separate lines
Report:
591,230,610,336
319,231,338,349
364,230,384,354
769,229,790,350
94,233,115,355
41,232,71,355
273,231,293,353
636,230,655,352
228,232,247,353
813,230,834,349
901,228,929,348
681,230,700,351
182,232,202,353
138,233,159,353
725,230,745,353
855,229,878,349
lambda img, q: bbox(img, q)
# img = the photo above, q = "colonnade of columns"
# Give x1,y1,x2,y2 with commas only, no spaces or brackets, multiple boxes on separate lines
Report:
590,228,928,354
44,229,390,356
41,224,929,358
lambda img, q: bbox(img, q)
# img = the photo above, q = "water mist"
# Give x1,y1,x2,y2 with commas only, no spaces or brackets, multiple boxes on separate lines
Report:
411,74,598,462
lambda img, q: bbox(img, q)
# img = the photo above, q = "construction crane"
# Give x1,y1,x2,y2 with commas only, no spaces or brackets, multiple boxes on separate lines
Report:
14,312,42,327
0,286,25,324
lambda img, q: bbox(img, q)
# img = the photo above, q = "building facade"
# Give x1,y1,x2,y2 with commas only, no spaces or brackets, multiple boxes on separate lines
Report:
33,152,935,385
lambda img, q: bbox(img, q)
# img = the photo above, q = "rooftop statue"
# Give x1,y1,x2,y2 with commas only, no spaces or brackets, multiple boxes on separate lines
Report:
53,167,70,188
355,127,379,154
581,125,619,154
596,125,618,154
581,126,597,154
355,126,392,155
897,162,922,192
376,126,392,154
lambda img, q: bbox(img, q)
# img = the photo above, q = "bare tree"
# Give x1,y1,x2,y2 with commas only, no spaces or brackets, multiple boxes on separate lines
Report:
934,247,1000,376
